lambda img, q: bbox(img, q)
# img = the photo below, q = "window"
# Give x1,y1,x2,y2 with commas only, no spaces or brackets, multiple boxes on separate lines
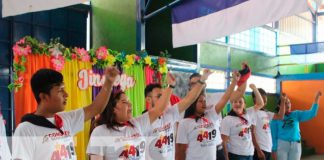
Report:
246,75,276,93
200,69,226,90
228,27,276,56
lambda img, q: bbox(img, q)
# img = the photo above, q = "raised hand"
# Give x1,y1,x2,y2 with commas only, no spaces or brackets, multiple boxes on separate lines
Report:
249,83,256,90
231,71,240,83
315,91,322,104
166,72,176,86
201,69,213,82
316,91,322,98
105,66,120,83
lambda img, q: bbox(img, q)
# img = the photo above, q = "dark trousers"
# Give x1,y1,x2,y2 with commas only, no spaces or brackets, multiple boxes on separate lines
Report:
229,152,253,160
217,146,226,160
253,150,271,160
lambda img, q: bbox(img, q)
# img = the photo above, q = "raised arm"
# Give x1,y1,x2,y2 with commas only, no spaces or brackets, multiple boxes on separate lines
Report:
273,94,286,120
250,84,264,110
177,69,212,113
314,91,322,104
270,120,279,159
230,63,250,101
215,71,239,114
148,73,175,123
83,67,119,122
297,91,321,122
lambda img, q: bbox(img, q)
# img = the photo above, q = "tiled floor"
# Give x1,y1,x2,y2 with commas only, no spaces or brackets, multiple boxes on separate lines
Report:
301,155,324,160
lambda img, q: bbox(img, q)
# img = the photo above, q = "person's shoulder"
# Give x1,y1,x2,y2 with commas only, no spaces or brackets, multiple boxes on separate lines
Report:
246,106,255,112
179,117,193,124
14,122,36,135
91,124,109,136
57,108,84,117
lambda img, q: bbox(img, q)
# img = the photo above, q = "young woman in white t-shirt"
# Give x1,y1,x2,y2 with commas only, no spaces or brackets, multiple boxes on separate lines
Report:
221,84,264,160
87,73,175,160
175,71,240,160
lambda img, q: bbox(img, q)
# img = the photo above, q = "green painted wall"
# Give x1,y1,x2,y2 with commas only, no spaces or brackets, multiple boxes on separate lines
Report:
244,94,278,111
200,43,228,68
92,0,136,52
145,0,197,62
279,64,316,75
316,63,324,72
200,43,277,76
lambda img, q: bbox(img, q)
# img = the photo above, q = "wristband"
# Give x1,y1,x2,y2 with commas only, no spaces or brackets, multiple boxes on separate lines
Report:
168,84,176,89
198,79,206,85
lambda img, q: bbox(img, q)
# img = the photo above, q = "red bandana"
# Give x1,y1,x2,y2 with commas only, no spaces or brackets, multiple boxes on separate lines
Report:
54,114,63,129
189,115,209,123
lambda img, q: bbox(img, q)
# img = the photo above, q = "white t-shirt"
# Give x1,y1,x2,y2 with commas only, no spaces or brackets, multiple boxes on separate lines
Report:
13,108,84,160
145,104,180,160
206,104,223,146
87,113,151,160
176,109,220,160
179,100,223,146
221,108,255,156
246,107,274,152
0,115,12,160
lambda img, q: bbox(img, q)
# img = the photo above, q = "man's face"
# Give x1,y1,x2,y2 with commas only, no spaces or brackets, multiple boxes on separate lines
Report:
43,83,68,113
149,88,162,108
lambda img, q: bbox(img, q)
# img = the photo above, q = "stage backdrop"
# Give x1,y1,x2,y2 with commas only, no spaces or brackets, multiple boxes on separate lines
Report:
282,80,324,154
11,36,168,159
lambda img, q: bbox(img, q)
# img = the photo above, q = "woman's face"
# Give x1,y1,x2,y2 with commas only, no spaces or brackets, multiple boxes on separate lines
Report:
231,97,245,114
285,97,291,113
195,95,207,114
114,93,132,122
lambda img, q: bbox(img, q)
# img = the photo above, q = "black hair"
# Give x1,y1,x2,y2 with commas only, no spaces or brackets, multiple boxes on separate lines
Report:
275,97,282,113
189,72,201,80
30,68,63,104
96,91,133,131
145,83,162,97
252,88,267,100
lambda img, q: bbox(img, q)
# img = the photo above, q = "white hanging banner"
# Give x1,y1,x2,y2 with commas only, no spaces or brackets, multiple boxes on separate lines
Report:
2,0,89,17
172,0,309,48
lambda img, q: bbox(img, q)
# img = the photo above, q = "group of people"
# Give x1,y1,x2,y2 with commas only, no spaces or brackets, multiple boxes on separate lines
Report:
9,63,321,160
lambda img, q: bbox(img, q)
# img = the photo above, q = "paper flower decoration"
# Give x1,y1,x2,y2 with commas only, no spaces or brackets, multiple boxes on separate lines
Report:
96,46,108,60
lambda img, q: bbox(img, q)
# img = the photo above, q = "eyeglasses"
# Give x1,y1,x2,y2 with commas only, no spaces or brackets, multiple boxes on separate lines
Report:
150,94,162,99
189,82,198,87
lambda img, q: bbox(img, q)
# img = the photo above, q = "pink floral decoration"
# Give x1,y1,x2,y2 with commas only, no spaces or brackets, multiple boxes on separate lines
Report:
135,55,141,61
12,44,32,56
51,55,65,71
75,47,90,62
96,46,108,60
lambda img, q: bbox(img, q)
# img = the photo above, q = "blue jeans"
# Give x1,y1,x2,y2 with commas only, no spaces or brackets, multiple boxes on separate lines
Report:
229,152,253,160
277,139,301,160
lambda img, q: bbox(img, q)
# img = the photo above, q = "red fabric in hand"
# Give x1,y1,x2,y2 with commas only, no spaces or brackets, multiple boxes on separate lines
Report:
237,64,251,86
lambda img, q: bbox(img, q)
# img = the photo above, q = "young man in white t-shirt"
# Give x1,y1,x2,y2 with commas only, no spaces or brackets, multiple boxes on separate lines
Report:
249,89,285,160
13,67,119,160
143,69,212,160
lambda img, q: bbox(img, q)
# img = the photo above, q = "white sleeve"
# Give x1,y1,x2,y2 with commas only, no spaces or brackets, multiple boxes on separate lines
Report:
132,112,151,135
0,117,11,159
206,107,220,123
167,104,181,121
220,117,231,136
12,124,35,160
86,127,106,156
246,108,256,125
59,108,85,135
176,120,189,144
267,111,275,120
